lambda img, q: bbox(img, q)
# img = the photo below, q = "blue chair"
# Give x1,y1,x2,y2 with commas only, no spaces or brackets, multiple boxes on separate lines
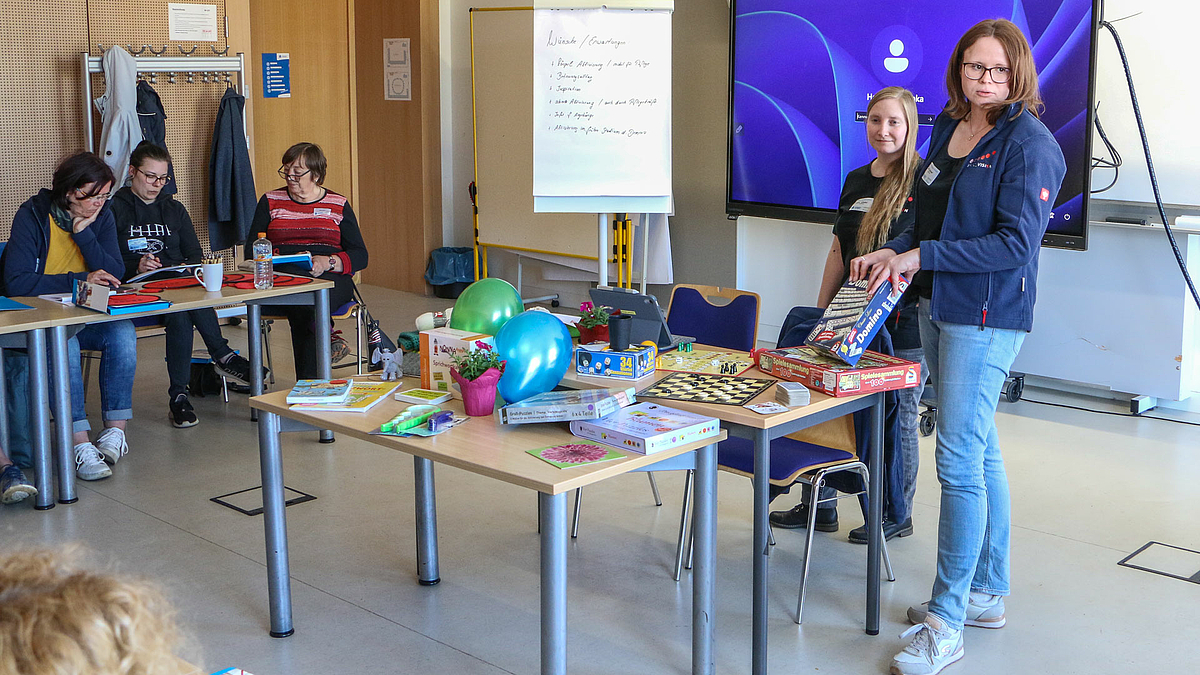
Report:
570,284,762,580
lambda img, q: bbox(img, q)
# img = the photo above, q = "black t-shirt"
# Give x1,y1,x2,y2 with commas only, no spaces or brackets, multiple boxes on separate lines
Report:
912,142,966,298
832,162,921,350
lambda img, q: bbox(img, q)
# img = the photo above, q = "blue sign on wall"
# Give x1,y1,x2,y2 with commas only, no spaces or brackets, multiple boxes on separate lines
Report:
262,53,291,99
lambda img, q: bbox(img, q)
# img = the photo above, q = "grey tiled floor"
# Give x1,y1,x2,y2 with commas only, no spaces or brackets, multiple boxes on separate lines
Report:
2,285,1198,674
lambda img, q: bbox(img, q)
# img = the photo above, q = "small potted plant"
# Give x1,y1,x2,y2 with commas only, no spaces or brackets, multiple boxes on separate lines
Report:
577,302,612,344
449,342,505,416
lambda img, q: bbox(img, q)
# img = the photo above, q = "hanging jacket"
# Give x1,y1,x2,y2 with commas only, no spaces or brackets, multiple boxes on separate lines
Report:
110,186,202,280
135,80,177,195
95,46,143,183
0,190,125,296
207,88,256,251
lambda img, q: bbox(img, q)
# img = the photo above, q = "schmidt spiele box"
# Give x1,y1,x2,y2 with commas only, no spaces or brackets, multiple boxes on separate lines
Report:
755,346,920,398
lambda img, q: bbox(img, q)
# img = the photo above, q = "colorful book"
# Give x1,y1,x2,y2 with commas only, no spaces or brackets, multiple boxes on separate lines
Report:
527,443,625,469
72,280,171,315
272,252,313,269
395,388,454,405
286,379,353,404
289,381,401,412
806,276,909,366
496,387,636,425
569,402,720,455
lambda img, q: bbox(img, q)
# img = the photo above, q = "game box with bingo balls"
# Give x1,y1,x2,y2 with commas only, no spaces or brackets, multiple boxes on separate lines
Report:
755,346,920,397
574,342,657,380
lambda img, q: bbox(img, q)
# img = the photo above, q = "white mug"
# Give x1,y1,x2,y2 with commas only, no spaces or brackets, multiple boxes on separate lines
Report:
194,262,224,292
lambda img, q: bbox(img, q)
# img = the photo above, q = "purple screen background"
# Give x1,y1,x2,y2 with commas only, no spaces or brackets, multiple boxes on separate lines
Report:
728,0,1094,238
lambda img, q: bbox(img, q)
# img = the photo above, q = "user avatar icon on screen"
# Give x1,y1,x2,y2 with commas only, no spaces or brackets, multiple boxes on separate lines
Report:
884,39,909,73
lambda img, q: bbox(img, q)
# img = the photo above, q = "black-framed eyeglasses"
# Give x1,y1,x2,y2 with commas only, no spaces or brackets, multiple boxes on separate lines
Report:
962,62,1011,84
278,167,312,181
134,167,171,185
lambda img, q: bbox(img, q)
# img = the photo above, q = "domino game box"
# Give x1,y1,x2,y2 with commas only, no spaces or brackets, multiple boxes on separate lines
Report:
806,276,909,366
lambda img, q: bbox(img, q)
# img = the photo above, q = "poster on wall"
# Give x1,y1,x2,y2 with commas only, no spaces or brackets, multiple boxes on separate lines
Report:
168,3,218,42
384,38,412,101
262,53,291,99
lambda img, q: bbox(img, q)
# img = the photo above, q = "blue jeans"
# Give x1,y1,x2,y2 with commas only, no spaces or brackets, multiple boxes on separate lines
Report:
893,346,927,524
65,321,137,433
919,299,1025,630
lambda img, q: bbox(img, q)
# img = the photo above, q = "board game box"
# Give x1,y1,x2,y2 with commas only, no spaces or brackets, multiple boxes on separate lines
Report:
755,346,920,397
419,327,495,398
806,276,909,366
570,402,720,454
574,342,657,380
496,387,636,424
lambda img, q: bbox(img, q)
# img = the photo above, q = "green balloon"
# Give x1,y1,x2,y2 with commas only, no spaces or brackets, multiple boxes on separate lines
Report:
449,278,524,336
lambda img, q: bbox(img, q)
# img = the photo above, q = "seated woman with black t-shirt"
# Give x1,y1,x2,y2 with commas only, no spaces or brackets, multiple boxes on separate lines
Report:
769,86,926,544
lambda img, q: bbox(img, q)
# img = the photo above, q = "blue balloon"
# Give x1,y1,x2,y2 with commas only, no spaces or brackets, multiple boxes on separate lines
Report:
495,310,573,403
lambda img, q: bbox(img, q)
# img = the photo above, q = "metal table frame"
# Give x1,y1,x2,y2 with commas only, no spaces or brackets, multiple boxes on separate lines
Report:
11,284,331,508
253,408,719,675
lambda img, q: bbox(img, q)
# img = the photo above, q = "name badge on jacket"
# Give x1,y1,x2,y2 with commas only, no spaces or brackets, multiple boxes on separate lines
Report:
848,197,873,213
921,163,941,185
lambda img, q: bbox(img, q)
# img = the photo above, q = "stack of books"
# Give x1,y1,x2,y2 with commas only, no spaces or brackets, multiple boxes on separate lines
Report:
288,380,400,412
286,379,353,405
775,381,811,407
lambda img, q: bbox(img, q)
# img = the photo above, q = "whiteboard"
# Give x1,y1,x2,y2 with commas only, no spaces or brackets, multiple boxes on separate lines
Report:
532,7,673,212
1090,2,1200,206
470,7,597,258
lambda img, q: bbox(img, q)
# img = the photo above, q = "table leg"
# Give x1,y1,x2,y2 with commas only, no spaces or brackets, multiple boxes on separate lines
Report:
27,329,53,510
866,394,883,636
539,491,567,675
258,411,294,637
48,326,75,504
693,442,717,675
752,427,770,675
248,303,262,423
414,456,440,585
314,288,333,444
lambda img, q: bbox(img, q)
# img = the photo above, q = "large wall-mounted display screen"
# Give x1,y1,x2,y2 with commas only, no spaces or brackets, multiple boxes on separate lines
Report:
726,0,1097,250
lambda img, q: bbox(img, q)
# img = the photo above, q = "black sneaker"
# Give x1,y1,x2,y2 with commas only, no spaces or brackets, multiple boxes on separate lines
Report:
768,503,839,531
169,394,199,428
213,354,254,386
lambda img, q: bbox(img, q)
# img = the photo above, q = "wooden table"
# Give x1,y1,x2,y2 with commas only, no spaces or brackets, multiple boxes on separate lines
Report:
5,275,334,509
563,353,886,675
249,381,725,675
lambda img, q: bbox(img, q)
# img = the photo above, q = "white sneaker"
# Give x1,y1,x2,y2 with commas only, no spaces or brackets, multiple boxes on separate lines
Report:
890,613,964,675
95,427,129,465
74,443,112,481
908,592,1006,628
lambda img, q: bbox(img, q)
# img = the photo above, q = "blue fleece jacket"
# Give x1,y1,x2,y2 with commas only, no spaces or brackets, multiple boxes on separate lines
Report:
885,103,1066,331
1,189,126,296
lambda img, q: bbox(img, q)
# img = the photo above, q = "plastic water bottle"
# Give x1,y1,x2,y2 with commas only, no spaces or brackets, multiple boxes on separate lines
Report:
253,232,273,289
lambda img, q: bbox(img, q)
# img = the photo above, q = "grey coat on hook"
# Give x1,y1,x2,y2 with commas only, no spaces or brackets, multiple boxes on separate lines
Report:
95,46,142,182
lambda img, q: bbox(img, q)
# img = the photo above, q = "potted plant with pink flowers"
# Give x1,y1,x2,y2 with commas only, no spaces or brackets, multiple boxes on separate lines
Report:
576,301,612,345
449,342,505,416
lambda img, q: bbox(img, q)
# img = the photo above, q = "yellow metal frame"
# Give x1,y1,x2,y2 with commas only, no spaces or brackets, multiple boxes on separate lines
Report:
468,6,633,289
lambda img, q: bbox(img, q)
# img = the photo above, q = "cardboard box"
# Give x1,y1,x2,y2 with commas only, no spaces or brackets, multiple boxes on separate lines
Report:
755,346,920,397
806,276,909,366
569,402,720,454
574,343,656,380
419,327,495,399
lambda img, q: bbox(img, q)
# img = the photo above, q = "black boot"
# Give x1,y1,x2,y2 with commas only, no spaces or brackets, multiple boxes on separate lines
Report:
768,503,839,531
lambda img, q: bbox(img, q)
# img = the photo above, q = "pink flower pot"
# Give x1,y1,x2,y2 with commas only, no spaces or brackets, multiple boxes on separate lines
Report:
450,366,504,416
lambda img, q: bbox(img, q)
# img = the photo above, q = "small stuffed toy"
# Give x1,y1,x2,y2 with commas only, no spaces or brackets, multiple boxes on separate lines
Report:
371,346,404,381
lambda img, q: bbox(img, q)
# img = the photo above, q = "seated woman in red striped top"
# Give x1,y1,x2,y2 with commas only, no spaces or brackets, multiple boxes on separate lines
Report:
249,142,369,379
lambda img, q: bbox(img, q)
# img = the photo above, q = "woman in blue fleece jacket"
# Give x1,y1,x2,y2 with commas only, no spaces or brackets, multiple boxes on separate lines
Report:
851,20,1066,675
0,152,137,483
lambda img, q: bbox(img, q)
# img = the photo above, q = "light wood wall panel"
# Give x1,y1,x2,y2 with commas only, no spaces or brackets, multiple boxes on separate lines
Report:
249,0,356,209
0,1,89,240
352,0,442,291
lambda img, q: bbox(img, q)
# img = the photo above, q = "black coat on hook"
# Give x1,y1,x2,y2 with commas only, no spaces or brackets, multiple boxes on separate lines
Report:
135,81,177,195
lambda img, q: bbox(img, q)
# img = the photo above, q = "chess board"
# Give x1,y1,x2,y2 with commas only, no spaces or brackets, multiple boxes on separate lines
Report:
656,348,756,376
638,372,775,406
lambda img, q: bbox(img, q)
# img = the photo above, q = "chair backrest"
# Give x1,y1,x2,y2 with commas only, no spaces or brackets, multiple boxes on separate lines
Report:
665,284,760,352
